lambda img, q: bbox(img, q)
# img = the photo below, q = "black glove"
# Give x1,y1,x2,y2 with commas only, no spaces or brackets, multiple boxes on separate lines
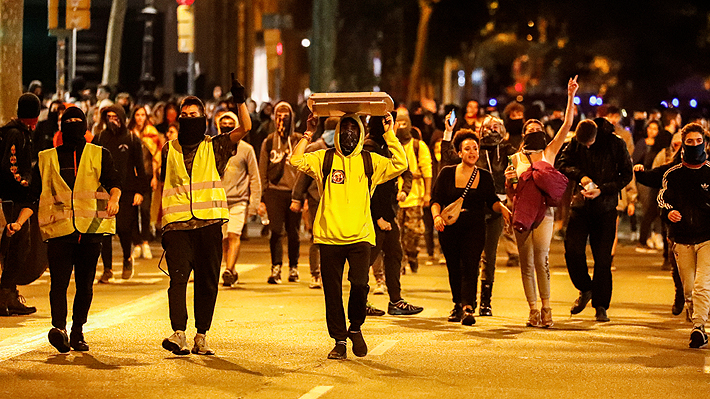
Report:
230,73,246,104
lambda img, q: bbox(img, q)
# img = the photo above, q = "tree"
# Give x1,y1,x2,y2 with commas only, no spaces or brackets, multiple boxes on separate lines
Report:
407,0,439,105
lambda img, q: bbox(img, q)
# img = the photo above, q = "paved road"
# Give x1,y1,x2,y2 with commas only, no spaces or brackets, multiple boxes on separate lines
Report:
1,224,708,398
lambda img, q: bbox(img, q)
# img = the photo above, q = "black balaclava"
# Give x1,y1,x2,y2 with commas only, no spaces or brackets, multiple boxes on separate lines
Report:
682,141,707,165
523,131,547,152
339,117,360,156
17,93,41,119
60,107,88,148
395,114,412,144
178,115,207,146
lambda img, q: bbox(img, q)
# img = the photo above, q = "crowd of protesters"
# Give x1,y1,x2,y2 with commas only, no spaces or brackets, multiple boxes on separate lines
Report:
2,75,710,358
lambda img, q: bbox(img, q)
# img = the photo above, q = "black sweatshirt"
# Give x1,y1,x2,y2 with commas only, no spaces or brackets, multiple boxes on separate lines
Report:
658,161,710,245
364,137,413,223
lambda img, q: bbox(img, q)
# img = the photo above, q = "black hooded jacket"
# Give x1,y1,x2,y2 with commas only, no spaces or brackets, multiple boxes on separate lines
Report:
0,119,34,205
364,131,413,224
92,104,148,194
555,118,633,213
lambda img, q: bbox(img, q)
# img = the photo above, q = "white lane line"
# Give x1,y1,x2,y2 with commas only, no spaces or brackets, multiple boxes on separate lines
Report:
369,339,399,356
0,290,166,363
298,386,333,399
495,269,508,274
552,272,568,276
109,278,163,285
647,275,672,280
704,357,710,374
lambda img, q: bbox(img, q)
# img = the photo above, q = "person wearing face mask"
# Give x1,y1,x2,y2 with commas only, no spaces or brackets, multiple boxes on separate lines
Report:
0,93,42,316
92,104,149,283
556,107,633,323
159,80,252,356
291,117,339,289
216,112,261,287
503,101,526,150
33,100,65,158
658,123,710,349
505,76,578,327
441,114,517,317
394,113,432,274
27,106,121,352
258,101,303,284
290,111,407,360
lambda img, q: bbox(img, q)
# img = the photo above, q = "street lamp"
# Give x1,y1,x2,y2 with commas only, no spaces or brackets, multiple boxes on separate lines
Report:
139,0,158,101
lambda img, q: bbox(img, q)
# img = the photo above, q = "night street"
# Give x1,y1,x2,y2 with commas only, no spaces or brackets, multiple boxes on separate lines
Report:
1,223,707,398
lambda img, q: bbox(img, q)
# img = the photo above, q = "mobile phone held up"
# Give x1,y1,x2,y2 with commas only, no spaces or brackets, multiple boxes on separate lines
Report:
449,109,456,127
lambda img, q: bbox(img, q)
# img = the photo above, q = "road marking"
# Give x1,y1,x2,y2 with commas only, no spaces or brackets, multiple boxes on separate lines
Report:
298,386,333,399
552,272,568,276
109,278,164,285
705,357,710,374
647,276,672,280
369,339,399,356
0,290,166,363
495,269,508,274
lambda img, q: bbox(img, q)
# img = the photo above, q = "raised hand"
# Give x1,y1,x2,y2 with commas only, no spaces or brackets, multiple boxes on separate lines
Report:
568,75,579,97
230,73,246,104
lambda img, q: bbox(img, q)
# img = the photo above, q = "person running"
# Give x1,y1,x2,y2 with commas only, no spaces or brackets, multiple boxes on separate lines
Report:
505,76,579,327
290,111,407,360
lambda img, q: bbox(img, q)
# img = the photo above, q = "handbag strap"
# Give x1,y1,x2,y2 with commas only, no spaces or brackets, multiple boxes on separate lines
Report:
460,167,478,199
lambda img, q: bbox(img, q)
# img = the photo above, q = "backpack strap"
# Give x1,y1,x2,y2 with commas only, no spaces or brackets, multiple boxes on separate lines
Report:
321,148,336,189
361,150,374,191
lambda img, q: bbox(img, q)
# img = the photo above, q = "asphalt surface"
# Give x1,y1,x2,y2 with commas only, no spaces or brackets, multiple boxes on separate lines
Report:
1,223,708,399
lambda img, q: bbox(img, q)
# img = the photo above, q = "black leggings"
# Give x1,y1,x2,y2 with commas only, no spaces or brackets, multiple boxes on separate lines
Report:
264,189,301,267
439,213,486,308
101,196,138,269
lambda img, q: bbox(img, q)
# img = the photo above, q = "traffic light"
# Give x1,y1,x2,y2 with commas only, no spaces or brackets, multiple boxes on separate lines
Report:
48,0,59,30
66,0,91,30
177,5,195,53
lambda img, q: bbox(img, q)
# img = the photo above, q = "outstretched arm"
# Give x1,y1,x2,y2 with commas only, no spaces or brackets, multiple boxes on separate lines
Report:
546,75,578,158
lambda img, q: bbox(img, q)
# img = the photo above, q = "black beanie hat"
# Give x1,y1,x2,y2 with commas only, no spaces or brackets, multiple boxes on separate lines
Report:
61,106,87,129
17,93,41,119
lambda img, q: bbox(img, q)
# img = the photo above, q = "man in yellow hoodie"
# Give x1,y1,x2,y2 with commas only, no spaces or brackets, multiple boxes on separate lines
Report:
290,112,407,360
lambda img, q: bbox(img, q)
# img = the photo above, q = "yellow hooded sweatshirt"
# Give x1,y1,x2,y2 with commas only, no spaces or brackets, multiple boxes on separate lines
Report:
289,114,407,245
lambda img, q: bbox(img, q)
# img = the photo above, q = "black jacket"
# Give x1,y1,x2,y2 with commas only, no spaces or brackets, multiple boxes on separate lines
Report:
555,119,633,214
0,119,34,206
658,162,710,245
92,105,148,194
364,136,413,223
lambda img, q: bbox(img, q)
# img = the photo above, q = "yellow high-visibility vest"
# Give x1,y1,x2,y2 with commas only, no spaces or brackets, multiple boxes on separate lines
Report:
37,143,116,240
161,138,228,226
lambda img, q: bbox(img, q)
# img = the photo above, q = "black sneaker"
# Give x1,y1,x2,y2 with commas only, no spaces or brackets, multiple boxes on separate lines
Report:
461,308,476,326
327,341,347,359
288,267,299,282
388,300,424,315
267,265,281,284
366,303,385,316
348,331,367,357
570,290,593,315
48,328,71,353
222,269,238,287
408,259,419,273
479,304,493,317
595,306,610,322
689,325,708,349
69,331,89,352
448,304,463,322
672,295,685,316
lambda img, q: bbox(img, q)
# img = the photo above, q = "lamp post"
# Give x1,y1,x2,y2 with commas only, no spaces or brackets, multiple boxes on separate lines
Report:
139,0,158,101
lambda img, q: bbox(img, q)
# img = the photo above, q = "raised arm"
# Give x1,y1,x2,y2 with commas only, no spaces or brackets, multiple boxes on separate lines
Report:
546,75,578,158
228,76,253,143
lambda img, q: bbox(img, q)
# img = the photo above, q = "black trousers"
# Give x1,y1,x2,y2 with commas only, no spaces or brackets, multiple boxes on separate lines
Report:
0,202,31,290
47,240,102,331
369,223,403,303
264,189,300,267
134,190,153,243
101,195,139,269
320,242,371,341
162,223,222,333
439,213,485,308
564,208,617,310
422,205,436,257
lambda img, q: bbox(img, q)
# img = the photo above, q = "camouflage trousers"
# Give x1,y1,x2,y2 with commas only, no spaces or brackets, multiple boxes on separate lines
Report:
397,205,425,265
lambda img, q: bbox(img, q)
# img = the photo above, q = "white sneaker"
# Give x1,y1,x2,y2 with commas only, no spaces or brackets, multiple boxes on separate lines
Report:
309,276,322,289
192,333,215,355
373,281,387,295
132,245,142,259
652,232,664,250
142,242,153,259
162,330,189,355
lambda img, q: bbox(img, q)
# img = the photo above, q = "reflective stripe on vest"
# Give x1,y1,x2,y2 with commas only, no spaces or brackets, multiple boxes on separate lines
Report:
37,144,116,240
161,138,229,226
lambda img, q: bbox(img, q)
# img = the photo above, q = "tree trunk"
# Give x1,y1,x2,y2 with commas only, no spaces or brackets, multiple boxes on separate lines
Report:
407,0,436,105
102,0,128,86
310,0,338,92
0,0,23,125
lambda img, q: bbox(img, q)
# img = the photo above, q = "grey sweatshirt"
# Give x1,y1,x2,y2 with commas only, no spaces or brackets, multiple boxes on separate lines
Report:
222,140,261,213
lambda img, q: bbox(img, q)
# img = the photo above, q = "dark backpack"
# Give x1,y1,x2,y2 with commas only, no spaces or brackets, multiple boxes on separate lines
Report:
321,148,374,191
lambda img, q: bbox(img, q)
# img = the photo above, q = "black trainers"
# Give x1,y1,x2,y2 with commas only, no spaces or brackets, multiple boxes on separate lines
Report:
571,290,593,315
327,341,347,359
267,265,281,284
348,331,367,357
461,308,476,326
69,331,89,351
689,325,708,349
122,258,134,280
448,304,463,322
288,267,299,282
671,295,685,316
408,259,419,273
98,269,113,284
388,300,424,315
366,303,385,316
222,269,238,287
48,328,71,353
1,288,37,316
595,306,610,322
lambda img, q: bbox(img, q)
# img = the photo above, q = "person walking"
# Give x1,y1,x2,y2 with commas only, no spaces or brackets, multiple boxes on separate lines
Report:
290,111,407,360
